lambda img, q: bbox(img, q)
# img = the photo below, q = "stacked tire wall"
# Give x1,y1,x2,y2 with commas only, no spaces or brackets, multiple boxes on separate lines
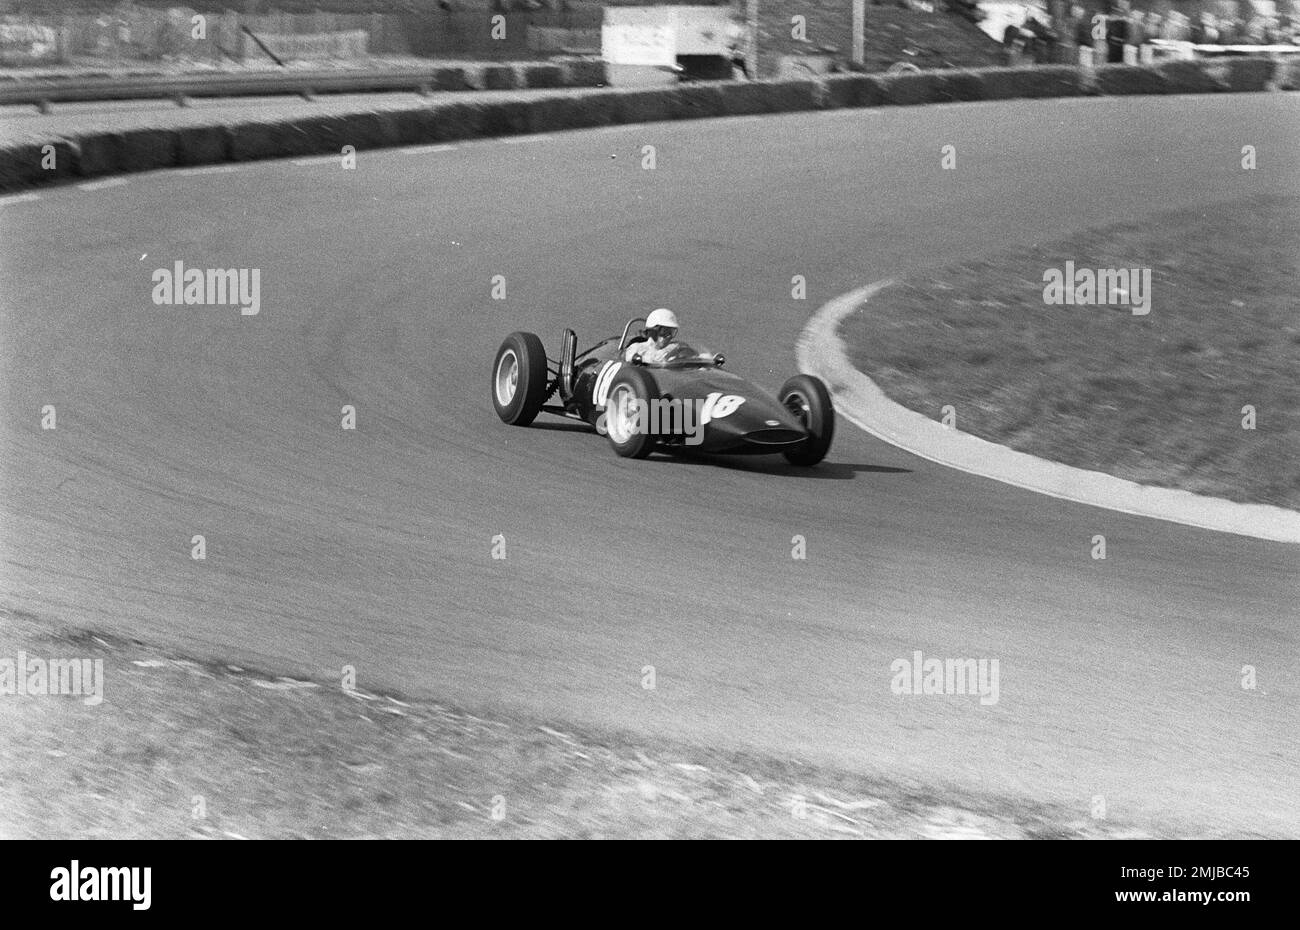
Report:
1,58,1293,194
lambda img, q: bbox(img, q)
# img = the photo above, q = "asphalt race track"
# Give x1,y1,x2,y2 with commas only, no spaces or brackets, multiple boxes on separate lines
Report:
2,93,1297,836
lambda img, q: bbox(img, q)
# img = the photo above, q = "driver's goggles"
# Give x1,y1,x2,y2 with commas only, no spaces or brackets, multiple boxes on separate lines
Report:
649,327,677,341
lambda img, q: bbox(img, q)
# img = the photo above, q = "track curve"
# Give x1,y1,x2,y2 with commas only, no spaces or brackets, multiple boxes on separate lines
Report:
2,93,1297,835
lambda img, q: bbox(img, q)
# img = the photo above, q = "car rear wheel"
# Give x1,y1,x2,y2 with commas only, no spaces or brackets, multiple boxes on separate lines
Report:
492,332,548,426
779,374,834,466
603,367,658,459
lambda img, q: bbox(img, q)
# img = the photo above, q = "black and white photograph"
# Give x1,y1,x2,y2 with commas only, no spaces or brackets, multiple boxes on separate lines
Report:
0,0,1294,900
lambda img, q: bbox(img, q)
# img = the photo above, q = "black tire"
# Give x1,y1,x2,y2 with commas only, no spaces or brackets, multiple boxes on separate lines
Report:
603,366,659,459
779,374,834,466
491,332,549,426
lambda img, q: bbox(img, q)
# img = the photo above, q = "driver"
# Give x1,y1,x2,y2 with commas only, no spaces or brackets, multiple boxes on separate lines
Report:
625,308,686,364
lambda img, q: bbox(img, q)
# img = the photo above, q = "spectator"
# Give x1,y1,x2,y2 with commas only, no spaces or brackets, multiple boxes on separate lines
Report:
1167,10,1189,41
725,14,750,78
1003,17,1026,62
1145,11,1163,42
1106,0,1130,62
154,16,181,61
1127,7,1146,47
1024,10,1058,62
1072,3,1093,48
1192,11,1218,45
1281,14,1300,44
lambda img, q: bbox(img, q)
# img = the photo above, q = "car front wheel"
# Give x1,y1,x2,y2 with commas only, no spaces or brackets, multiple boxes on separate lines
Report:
603,367,659,459
779,374,834,466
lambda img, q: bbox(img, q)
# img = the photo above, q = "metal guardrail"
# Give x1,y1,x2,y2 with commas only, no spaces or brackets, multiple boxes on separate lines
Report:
0,64,568,113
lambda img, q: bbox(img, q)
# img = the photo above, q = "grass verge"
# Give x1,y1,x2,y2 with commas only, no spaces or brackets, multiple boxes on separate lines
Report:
0,607,1140,839
841,195,1299,509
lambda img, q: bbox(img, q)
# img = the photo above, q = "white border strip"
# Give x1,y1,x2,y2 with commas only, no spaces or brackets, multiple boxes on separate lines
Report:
77,177,130,191
401,144,458,155
797,281,1300,544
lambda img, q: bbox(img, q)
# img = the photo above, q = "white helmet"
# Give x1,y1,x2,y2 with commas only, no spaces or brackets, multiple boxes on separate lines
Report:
646,308,678,331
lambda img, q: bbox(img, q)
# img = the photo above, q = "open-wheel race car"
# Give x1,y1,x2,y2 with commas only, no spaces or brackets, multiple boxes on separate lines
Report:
491,316,834,465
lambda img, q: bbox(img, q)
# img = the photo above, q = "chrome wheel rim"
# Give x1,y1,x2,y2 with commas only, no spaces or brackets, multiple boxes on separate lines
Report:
605,384,640,443
495,349,519,407
783,390,810,426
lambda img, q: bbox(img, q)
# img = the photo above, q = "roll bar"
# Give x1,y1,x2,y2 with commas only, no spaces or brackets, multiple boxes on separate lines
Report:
618,317,647,354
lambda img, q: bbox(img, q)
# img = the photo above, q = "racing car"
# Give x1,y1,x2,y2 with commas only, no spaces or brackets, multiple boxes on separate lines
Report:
490,317,834,465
